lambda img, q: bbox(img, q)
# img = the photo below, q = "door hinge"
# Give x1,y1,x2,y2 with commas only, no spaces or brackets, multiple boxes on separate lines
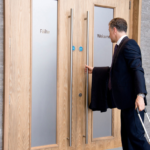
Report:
129,0,131,9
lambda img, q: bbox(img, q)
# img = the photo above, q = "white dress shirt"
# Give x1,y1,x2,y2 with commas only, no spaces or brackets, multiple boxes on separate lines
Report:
116,35,127,46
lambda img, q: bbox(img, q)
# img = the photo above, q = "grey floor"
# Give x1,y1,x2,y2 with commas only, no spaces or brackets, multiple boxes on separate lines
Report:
107,147,122,150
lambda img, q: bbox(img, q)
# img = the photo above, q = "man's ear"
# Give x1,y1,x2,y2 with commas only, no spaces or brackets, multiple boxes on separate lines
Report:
113,27,117,34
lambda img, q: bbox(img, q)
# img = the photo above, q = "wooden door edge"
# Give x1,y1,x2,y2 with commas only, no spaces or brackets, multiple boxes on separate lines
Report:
3,0,10,149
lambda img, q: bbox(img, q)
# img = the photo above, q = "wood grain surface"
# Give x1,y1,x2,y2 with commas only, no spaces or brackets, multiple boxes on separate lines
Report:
3,0,142,150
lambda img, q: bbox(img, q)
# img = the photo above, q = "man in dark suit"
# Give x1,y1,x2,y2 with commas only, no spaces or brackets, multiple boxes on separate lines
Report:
85,18,150,149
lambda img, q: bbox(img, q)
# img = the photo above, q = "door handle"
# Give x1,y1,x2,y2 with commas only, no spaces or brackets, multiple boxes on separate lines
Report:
136,108,150,142
68,8,73,147
84,11,89,144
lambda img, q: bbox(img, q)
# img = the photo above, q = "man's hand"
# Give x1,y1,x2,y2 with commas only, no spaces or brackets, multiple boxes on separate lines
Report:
84,65,93,74
135,95,145,111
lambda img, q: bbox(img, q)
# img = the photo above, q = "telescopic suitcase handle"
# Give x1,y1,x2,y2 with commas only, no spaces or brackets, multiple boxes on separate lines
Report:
136,107,150,143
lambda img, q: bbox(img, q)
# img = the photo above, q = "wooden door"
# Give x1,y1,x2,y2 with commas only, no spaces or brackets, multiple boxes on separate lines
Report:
4,0,133,150
66,0,130,150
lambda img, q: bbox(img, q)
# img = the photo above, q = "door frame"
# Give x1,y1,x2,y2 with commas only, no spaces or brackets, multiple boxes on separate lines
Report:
91,3,117,142
90,0,142,142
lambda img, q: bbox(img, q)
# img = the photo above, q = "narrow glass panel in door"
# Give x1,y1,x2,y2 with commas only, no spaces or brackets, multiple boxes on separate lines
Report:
31,0,57,147
93,6,113,138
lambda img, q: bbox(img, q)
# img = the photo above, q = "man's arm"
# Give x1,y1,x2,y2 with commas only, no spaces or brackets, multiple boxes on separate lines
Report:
123,39,147,111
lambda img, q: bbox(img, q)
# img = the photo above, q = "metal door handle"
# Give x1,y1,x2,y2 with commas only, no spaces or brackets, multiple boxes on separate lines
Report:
68,8,73,147
136,107,150,142
84,11,89,144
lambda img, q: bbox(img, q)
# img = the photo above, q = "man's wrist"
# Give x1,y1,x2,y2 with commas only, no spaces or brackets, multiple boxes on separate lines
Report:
137,93,145,98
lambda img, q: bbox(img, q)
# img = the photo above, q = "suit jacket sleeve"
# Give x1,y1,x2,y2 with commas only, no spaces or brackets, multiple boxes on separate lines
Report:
123,39,147,98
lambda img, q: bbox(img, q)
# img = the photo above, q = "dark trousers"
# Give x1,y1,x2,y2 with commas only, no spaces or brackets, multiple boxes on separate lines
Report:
121,106,150,150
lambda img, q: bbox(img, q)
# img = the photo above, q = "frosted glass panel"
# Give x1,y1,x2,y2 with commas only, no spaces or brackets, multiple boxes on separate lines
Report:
31,0,57,147
93,6,113,138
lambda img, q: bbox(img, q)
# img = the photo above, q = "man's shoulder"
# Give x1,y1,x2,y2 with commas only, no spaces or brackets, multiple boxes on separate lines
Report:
125,38,139,47
123,38,141,53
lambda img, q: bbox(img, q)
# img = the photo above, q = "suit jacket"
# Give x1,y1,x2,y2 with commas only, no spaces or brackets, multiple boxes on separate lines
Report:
111,36,147,109
89,36,147,111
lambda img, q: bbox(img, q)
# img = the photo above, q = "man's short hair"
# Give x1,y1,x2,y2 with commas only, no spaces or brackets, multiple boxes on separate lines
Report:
109,18,127,32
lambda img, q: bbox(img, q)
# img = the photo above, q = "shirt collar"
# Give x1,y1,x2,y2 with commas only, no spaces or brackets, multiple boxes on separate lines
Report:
117,35,127,46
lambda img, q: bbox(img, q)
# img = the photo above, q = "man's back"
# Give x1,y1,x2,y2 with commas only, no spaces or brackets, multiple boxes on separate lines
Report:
111,37,147,109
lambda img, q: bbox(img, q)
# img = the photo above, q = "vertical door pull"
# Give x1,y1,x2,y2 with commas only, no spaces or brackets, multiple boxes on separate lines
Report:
84,11,89,144
68,8,73,147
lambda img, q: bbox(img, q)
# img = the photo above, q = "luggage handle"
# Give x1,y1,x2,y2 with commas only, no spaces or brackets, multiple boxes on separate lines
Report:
136,107,150,143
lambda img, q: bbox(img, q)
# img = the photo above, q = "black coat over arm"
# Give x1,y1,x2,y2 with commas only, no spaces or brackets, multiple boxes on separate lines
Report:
89,67,116,112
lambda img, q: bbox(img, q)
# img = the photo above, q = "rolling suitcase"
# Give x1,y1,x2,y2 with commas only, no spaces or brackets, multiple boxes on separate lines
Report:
136,107,150,143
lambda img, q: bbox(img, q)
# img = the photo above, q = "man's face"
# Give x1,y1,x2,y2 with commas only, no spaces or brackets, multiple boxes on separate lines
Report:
109,26,117,43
